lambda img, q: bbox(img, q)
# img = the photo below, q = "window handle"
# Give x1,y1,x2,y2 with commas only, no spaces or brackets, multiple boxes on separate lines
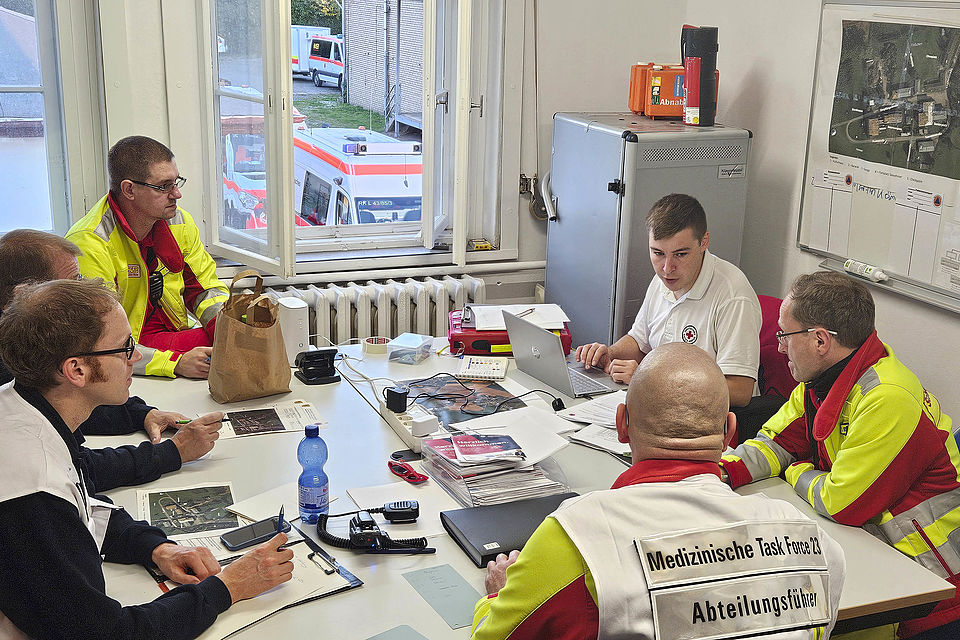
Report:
435,91,449,114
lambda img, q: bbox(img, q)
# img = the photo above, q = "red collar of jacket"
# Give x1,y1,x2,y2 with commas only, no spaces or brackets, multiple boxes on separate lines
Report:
612,459,722,488
810,330,886,441
106,193,185,273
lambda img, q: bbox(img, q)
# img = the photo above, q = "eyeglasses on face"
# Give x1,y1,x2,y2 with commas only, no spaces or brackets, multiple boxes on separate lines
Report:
129,175,186,193
71,335,137,361
775,327,838,344
387,459,428,484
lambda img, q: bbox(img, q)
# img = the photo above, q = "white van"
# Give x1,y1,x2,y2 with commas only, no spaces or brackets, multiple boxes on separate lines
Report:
291,25,344,90
293,127,422,227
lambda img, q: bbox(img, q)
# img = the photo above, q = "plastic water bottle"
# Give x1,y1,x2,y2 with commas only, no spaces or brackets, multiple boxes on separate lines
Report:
298,424,329,523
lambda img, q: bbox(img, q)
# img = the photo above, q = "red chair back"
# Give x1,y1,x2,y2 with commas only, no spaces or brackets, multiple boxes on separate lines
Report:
758,295,798,399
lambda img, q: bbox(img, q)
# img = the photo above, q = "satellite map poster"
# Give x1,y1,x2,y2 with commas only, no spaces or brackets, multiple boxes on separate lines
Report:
800,3,960,295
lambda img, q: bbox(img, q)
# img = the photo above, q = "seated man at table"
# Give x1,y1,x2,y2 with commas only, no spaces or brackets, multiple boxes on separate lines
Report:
720,271,960,639
575,193,761,408
471,343,845,640
0,229,222,493
0,279,294,639
67,135,228,379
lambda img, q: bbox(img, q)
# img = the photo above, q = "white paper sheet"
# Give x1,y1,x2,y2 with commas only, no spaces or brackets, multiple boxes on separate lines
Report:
451,407,571,465
469,304,569,331
137,482,239,561
196,543,351,640
212,400,325,439
569,423,632,457
556,390,627,427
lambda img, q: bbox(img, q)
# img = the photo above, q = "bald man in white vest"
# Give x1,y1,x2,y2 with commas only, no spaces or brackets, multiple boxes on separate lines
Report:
470,343,846,640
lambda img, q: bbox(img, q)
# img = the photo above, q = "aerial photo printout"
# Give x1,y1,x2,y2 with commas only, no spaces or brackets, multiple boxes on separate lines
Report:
830,20,960,179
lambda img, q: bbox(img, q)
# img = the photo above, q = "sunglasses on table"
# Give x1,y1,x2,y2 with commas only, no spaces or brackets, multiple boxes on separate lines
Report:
387,459,429,484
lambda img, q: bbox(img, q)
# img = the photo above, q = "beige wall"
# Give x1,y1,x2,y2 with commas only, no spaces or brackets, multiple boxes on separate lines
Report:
519,0,686,260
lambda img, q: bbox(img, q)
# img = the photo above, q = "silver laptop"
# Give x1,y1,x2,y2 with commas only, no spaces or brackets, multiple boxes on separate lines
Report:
503,311,621,398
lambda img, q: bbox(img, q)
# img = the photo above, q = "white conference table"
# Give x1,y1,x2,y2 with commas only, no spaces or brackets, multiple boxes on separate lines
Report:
338,342,956,634
95,372,491,640
90,343,955,637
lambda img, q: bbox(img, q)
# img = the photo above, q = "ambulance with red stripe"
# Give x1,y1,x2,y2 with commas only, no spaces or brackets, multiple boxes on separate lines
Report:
293,127,422,226
291,25,344,91
220,86,309,230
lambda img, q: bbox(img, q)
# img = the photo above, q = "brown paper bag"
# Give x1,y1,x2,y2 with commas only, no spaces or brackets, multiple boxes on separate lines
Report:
208,269,292,403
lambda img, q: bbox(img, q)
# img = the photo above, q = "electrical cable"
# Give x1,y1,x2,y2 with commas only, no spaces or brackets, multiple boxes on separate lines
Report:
460,388,564,416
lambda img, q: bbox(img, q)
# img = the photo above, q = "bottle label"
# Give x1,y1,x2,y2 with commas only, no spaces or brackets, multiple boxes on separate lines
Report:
299,483,329,510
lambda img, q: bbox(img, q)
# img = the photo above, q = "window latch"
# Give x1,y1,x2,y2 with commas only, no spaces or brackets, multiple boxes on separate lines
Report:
470,95,484,118
435,91,449,114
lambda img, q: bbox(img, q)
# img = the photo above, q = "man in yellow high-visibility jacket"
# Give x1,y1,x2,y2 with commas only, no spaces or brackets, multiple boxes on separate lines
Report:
721,271,960,639
67,136,228,379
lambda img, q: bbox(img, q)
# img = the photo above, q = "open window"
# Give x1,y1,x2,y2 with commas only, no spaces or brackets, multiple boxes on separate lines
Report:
199,0,522,276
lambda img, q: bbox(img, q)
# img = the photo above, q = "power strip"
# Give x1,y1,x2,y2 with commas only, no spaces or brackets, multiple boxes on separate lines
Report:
378,401,443,452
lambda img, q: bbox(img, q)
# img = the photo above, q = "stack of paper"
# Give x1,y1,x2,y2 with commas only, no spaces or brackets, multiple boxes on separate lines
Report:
557,390,626,427
468,304,569,331
568,423,632,459
422,435,568,507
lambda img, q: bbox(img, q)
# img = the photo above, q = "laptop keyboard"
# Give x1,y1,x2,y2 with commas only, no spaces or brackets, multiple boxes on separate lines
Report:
568,368,611,395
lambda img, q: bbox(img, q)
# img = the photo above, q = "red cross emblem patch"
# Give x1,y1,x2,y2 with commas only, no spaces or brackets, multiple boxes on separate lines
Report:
682,325,698,343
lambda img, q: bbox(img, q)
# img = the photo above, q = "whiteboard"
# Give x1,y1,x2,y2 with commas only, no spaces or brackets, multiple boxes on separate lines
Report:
798,1,960,312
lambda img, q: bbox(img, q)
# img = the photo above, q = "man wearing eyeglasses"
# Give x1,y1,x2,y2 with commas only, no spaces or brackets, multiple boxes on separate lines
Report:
66,135,229,379
0,229,223,494
720,271,960,639
0,279,294,639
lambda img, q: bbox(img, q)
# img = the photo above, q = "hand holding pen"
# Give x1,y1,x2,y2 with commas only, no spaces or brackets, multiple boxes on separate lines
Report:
170,412,225,463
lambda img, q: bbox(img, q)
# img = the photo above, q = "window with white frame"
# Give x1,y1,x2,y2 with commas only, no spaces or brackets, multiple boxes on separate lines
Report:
0,0,69,234
199,0,522,277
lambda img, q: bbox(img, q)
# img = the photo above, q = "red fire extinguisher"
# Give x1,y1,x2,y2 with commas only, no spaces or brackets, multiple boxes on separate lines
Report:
681,25,718,126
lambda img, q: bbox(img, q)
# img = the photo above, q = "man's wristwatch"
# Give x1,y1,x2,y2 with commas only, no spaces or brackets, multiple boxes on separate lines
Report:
720,467,730,484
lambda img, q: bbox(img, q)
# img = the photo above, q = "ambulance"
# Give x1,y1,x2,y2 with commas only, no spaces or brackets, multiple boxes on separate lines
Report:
220,86,309,230
291,25,344,90
293,127,422,227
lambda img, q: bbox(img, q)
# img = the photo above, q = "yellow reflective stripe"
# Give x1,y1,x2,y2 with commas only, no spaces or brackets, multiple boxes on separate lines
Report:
470,517,590,639
753,439,784,477
144,349,179,378
195,294,226,326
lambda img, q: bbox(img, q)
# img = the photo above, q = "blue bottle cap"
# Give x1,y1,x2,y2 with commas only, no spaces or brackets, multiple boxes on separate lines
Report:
304,424,320,437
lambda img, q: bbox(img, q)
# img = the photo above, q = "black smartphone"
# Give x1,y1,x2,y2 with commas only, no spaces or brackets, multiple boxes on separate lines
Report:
220,516,291,551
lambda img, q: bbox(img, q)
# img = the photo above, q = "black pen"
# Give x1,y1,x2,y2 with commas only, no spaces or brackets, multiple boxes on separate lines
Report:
276,505,285,535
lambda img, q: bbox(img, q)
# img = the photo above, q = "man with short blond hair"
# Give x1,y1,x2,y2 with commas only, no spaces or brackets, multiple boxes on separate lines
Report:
721,271,960,639
576,193,761,408
471,343,845,640
0,279,294,639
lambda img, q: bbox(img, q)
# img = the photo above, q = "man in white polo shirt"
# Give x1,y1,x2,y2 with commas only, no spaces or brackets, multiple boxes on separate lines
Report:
576,193,760,408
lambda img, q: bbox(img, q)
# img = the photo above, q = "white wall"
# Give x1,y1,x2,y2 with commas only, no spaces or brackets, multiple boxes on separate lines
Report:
678,0,960,418
518,0,686,260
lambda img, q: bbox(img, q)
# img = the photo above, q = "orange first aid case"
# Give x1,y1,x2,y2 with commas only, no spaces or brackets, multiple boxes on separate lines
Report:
628,63,719,119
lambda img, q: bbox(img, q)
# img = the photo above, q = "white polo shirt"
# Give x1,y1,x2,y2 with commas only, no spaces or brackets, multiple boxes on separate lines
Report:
628,250,761,380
